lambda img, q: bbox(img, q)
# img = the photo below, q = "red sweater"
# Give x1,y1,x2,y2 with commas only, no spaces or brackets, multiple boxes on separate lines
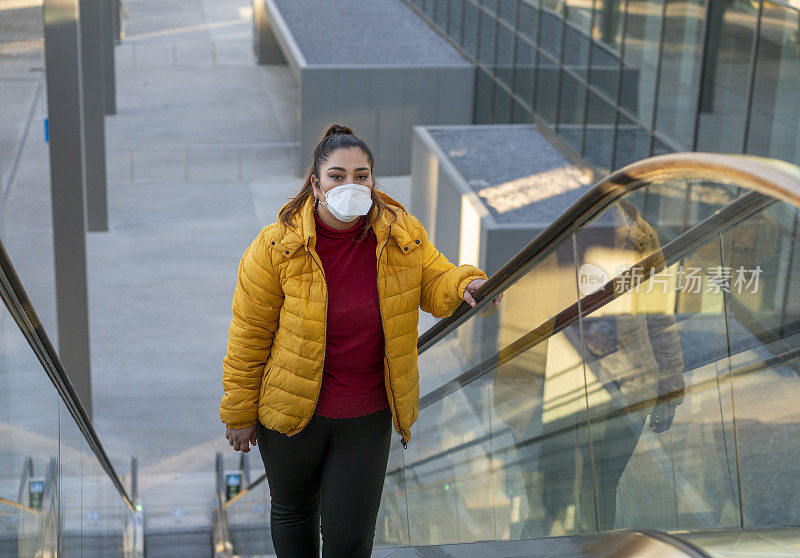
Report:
312,212,389,418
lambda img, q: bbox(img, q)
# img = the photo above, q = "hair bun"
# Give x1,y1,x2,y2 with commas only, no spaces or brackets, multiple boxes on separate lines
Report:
323,123,354,138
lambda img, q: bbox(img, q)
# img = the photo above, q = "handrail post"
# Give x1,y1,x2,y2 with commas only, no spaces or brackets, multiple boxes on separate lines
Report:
130,455,144,558
213,453,234,557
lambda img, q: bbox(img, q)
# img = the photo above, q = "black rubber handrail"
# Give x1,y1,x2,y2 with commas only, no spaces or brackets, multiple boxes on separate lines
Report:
417,153,800,353
0,238,134,512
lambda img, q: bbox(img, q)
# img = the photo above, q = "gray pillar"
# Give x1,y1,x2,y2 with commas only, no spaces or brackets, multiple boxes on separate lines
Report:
102,0,118,115
80,0,109,232
43,0,93,417
111,0,121,42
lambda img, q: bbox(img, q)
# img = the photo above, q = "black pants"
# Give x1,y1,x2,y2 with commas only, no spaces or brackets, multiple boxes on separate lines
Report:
255,406,392,558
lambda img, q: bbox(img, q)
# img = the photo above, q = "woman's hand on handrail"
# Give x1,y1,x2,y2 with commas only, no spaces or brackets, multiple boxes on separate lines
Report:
462,279,503,308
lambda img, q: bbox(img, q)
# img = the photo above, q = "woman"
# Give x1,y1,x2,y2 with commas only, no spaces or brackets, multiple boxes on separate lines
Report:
220,123,501,557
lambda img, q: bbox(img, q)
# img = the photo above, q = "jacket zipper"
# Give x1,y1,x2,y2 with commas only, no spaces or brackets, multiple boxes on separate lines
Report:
307,236,328,421
377,225,409,449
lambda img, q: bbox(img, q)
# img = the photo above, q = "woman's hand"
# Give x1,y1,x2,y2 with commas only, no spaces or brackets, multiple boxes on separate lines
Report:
226,424,258,453
463,279,503,308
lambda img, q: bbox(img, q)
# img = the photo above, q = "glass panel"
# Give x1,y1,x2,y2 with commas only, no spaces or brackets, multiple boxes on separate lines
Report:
653,136,674,156
589,0,623,101
423,0,437,20
64,412,127,557
448,0,464,38
592,0,624,53
499,0,517,25
721,202,800,526
481,0,499,14
433,0,450,28
491,242,586,538
561,0,592,144
694,0,758,154
514,38,536,105
474,69,495,123
575,180,771,532
539,0,564,60
479,9,498,65
582,92,617,170
226,477,272,555
0,266,131,556
394,158,800,547
519,0,540,44
107,485,128,556
590,49,621,103
614,115,651,169
619,0,663,126
60,405,84,557
496,20,516,87
535,0,563,127
0,307,60,556
405,375,495,545
535,62,558,125
511,98,532,123
564,0,593,67
0,0,58,339
494,83,513,123
375,442,410,547
463,1,481,57
654,0,704,150
747,2,800,164
557,72,588,153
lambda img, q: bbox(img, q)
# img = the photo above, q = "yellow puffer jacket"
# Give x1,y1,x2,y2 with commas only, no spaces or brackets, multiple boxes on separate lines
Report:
220,191,487,444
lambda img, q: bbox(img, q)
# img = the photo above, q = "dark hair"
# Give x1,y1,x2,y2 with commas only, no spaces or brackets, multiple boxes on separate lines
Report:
278,123,397,240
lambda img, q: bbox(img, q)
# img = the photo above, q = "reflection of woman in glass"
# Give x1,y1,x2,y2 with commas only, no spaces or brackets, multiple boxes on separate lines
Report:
493,198,685,537
580,198,686,531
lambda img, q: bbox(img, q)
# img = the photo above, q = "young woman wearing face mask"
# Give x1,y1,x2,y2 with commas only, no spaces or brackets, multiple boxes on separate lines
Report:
219,123,501,558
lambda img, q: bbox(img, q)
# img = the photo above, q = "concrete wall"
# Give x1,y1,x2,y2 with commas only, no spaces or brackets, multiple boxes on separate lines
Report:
411,127,548,277
256,0,475,176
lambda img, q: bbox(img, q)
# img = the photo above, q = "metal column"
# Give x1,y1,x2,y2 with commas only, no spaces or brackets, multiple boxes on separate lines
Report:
43,0,94,417
80,0,110,232
102,0,118,115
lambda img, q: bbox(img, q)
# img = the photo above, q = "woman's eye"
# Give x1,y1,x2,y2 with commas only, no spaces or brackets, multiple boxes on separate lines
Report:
359,175,369,180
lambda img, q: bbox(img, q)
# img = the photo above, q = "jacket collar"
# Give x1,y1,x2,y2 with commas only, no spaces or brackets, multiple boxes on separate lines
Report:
278,190,416,255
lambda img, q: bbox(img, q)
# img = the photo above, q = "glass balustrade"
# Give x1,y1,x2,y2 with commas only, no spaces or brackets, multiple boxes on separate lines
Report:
371,154,800,550
0,242,139,557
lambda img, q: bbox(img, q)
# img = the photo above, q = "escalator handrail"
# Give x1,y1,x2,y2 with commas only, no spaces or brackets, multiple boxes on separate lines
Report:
0,237,135,512
417,152,800,354
416,187,778,410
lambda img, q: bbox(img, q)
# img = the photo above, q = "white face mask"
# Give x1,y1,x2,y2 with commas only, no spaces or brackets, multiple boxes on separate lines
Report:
317,182,373,222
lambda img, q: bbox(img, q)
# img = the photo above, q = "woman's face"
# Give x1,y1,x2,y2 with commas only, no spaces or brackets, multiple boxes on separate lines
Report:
312,147,373,196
